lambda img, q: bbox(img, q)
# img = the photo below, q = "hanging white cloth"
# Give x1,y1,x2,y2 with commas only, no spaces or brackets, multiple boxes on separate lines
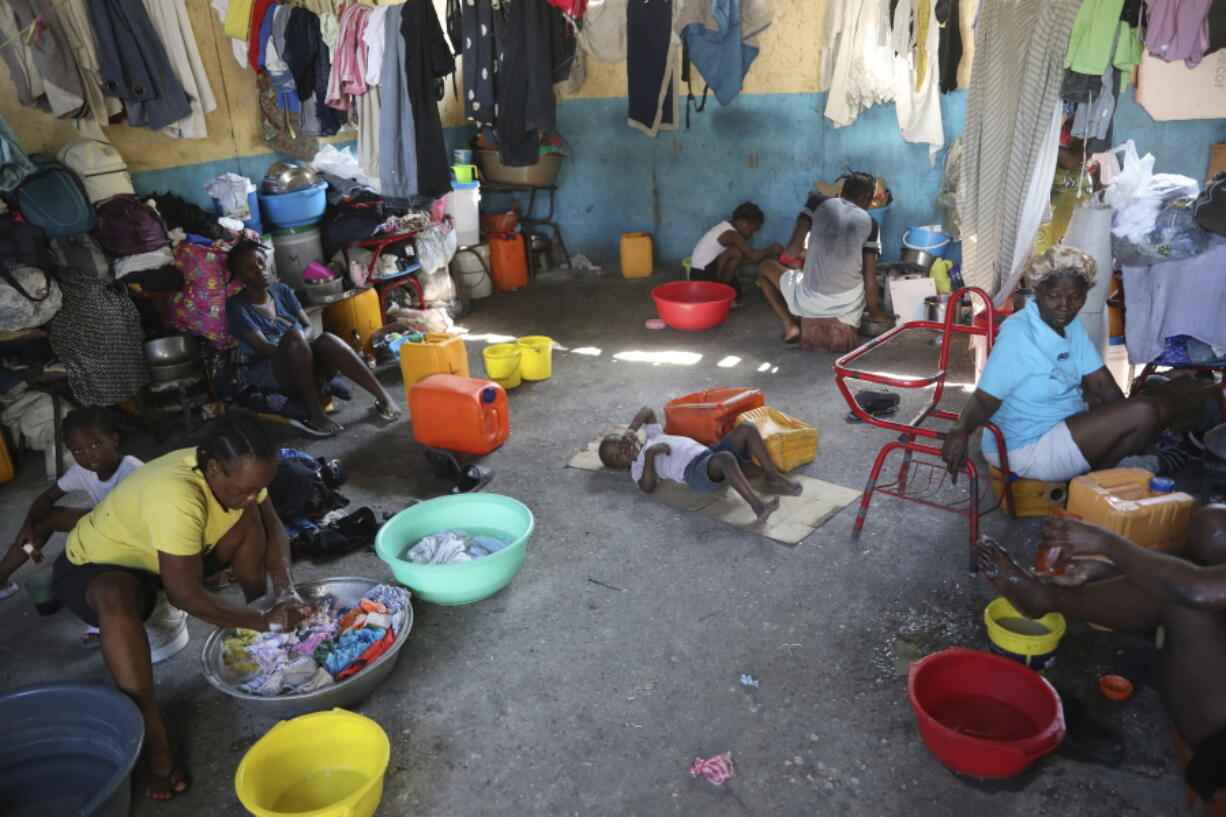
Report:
358,85,381,182
891,0,944,162
143,0,217,139
578,0,629,63
823,0,895,127
362,4,391,86
210,0,250,68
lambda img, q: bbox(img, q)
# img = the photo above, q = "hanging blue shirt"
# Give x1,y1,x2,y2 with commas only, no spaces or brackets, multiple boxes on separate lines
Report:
226,283,307,361
977,299,1104,455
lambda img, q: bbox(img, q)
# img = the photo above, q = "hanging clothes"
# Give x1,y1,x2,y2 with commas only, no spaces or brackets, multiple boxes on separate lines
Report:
58,0,123,137
674,0,771,106
491,0,573,164
325,3,371,110
0,0,87,120
362,4,391,85
247,0,279,69
578,0,627,62
48,270,150,406
462,0,496,128
141,0,218,140
935,0,961,92
1145,0,1214,67
378,3,417,203
892,0,945,161
257,71,319,160
1065,0,1126,74
821,0,895,128
627,0,678,136
284,7,345,136
958,0,1081,299
211,0,250,67
87,0,194,132
400,0,456,198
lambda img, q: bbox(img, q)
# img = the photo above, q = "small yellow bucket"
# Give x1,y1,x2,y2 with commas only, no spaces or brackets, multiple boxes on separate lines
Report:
235,709,390,817
482,343,522,389
983,597,1066,673
516,335,553,381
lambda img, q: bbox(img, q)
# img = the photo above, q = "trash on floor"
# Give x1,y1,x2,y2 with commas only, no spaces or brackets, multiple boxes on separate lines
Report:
689,752,735,785
739,674,759,688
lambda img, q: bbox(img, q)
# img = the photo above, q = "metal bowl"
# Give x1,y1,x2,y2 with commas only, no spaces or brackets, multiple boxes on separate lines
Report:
282,166,319,192
201,577,413,720
148,360,201,382
143,336,199,365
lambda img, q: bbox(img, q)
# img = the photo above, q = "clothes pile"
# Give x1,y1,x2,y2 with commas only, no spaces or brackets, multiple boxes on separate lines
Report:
222,584,409,697
406,529,509,565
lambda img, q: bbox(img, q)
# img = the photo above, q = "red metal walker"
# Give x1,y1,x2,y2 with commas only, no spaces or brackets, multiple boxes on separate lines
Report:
832,287,1015,573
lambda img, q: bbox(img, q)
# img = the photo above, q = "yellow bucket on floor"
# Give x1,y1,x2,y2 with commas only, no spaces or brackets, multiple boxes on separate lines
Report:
235,709,389,817
482,343,522,389
516,335,553,380
984,597,1066,673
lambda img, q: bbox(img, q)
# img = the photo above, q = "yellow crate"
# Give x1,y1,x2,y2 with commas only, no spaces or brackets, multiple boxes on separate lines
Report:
737,406,818,472
988,465,1068,518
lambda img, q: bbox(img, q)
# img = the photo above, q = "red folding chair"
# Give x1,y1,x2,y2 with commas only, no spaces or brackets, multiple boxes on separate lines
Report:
832,287,1014,573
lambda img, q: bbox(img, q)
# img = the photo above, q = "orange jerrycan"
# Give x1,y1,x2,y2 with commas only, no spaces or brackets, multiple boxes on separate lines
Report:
489,233,528,291
409,374,510,454
663,387,765,445
323,287,383,353
1066,468,1196,552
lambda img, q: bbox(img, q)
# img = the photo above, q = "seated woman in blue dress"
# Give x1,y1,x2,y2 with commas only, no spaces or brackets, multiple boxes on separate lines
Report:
225,240,401,436
941,245,1171,483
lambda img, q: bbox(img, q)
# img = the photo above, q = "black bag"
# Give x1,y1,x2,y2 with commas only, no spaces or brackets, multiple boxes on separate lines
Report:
0,216,53,271
1194,171,1226,238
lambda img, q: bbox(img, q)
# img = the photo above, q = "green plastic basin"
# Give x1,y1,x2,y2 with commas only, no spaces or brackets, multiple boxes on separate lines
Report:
374,494,533,605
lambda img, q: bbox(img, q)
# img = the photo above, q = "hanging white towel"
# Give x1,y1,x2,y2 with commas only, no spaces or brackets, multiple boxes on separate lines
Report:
892,0,945,162
144,0,218,140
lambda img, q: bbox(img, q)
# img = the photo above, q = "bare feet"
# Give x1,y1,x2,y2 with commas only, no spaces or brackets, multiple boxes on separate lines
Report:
754,497,781,525
782,326,800,346
764,473,803,496
304,412,344,435
975,539,1049,619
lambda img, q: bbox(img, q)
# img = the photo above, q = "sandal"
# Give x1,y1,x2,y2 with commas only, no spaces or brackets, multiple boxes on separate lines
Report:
289,417,341,437
0,580,18,601
144,762,190,801
374,399,401,421
81,627,101,648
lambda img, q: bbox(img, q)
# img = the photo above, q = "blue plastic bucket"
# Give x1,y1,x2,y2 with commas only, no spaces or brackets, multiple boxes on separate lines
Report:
868,205,890,228
903,225,952,257
258,182,327,229
0,682,144,817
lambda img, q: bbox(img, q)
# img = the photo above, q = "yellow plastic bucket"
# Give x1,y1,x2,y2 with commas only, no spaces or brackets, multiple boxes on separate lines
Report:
482,343,522,389
235,709,390,817
983,597,1066,673
516,335,553,381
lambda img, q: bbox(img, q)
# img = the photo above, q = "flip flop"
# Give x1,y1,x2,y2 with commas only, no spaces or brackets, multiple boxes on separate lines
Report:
81,628,101,648
374,399,401,421
452,464,494,494
289,418,340,437
424,448,461,482
144,762,190,801
0,581,18,601
783,335,800,347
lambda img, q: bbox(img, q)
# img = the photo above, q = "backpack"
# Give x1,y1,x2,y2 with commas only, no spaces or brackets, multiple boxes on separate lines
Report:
0,266,62,332
50,233,113,283
56,139,135,205
10,156,96,238
96,194,170,258
1194,172,1226,238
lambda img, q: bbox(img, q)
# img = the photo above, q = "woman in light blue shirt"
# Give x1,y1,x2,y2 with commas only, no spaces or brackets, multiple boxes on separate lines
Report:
942,246,1171,482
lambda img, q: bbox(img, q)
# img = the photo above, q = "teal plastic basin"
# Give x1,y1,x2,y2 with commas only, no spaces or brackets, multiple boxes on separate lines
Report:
374,494,533,605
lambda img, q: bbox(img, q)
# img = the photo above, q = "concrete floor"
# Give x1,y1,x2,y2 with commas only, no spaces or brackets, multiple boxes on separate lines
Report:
0,272,1187,816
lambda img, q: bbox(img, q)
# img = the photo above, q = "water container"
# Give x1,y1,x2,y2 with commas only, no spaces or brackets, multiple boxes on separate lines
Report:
988,466,1069,518
322,288,383,353
663,387,765,446
442,181,480,247
903,225,952,258
399,333,469,397
489,232,529,291
272,225,325,292
451,244,492,299
516,335,553,381
409,374,510,454
481,343,522,389
620,232,653,278
1067,467,1197,552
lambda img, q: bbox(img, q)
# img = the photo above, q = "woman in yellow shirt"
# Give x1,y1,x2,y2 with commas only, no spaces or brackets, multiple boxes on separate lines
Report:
51,415,307,801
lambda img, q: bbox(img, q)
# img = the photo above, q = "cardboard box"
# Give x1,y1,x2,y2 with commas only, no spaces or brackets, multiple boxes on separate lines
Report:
813,177,891,209
1136,50,1226,121
1210,143,1226,181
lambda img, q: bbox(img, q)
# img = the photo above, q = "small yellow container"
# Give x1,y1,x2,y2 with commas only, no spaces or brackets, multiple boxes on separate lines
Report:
736,407,819,472
235,709,390,817
482,343,522,389
988,466,1068,518
399,333,470,399
1067,467,1197,552
984,597,1066,673
515,335,553,381
0,432,13,484
323,287,383,353
620,232,653,278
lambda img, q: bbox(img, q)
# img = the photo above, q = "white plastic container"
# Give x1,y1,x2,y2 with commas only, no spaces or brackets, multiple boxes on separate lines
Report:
443,181,481,248
271,225,324,292
451,243,492,299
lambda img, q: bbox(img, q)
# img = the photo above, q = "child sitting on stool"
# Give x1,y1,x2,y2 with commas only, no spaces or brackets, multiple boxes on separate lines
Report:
689,203,783,306
598,406,802,524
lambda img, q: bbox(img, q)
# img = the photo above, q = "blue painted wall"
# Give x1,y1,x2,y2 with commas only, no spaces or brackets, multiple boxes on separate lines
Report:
133,88,1225,267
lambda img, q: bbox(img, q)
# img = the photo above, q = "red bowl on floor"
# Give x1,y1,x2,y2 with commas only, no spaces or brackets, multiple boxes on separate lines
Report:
908,647,1065,779
650,281,736,331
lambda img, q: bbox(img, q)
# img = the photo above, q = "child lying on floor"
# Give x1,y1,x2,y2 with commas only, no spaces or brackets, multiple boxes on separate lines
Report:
598,406,802,524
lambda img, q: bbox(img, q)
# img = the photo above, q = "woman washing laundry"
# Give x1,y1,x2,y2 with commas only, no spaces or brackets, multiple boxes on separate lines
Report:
941,245,1171,483
51,416,308,800
756,171,889,346
225,240,401,435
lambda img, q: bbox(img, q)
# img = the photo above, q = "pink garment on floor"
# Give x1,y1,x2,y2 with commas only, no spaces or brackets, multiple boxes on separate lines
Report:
1145,0,1213,67
325,3,370,110
689,752,735,785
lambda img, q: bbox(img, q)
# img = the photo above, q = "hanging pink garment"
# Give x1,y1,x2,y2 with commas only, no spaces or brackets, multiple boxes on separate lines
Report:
1145,0,1213,67
325,3,371,110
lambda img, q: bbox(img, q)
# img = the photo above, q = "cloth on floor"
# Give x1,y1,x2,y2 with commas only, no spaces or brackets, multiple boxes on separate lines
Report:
228,584,408,696
569,426,862,546
1122,235,1226,364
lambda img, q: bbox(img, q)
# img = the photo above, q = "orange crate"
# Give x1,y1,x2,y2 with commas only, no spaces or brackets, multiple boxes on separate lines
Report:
663,387,764,445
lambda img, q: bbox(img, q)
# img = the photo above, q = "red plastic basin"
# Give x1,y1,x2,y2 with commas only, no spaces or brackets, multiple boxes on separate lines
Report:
650,281,736,331
908,647,1065,779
